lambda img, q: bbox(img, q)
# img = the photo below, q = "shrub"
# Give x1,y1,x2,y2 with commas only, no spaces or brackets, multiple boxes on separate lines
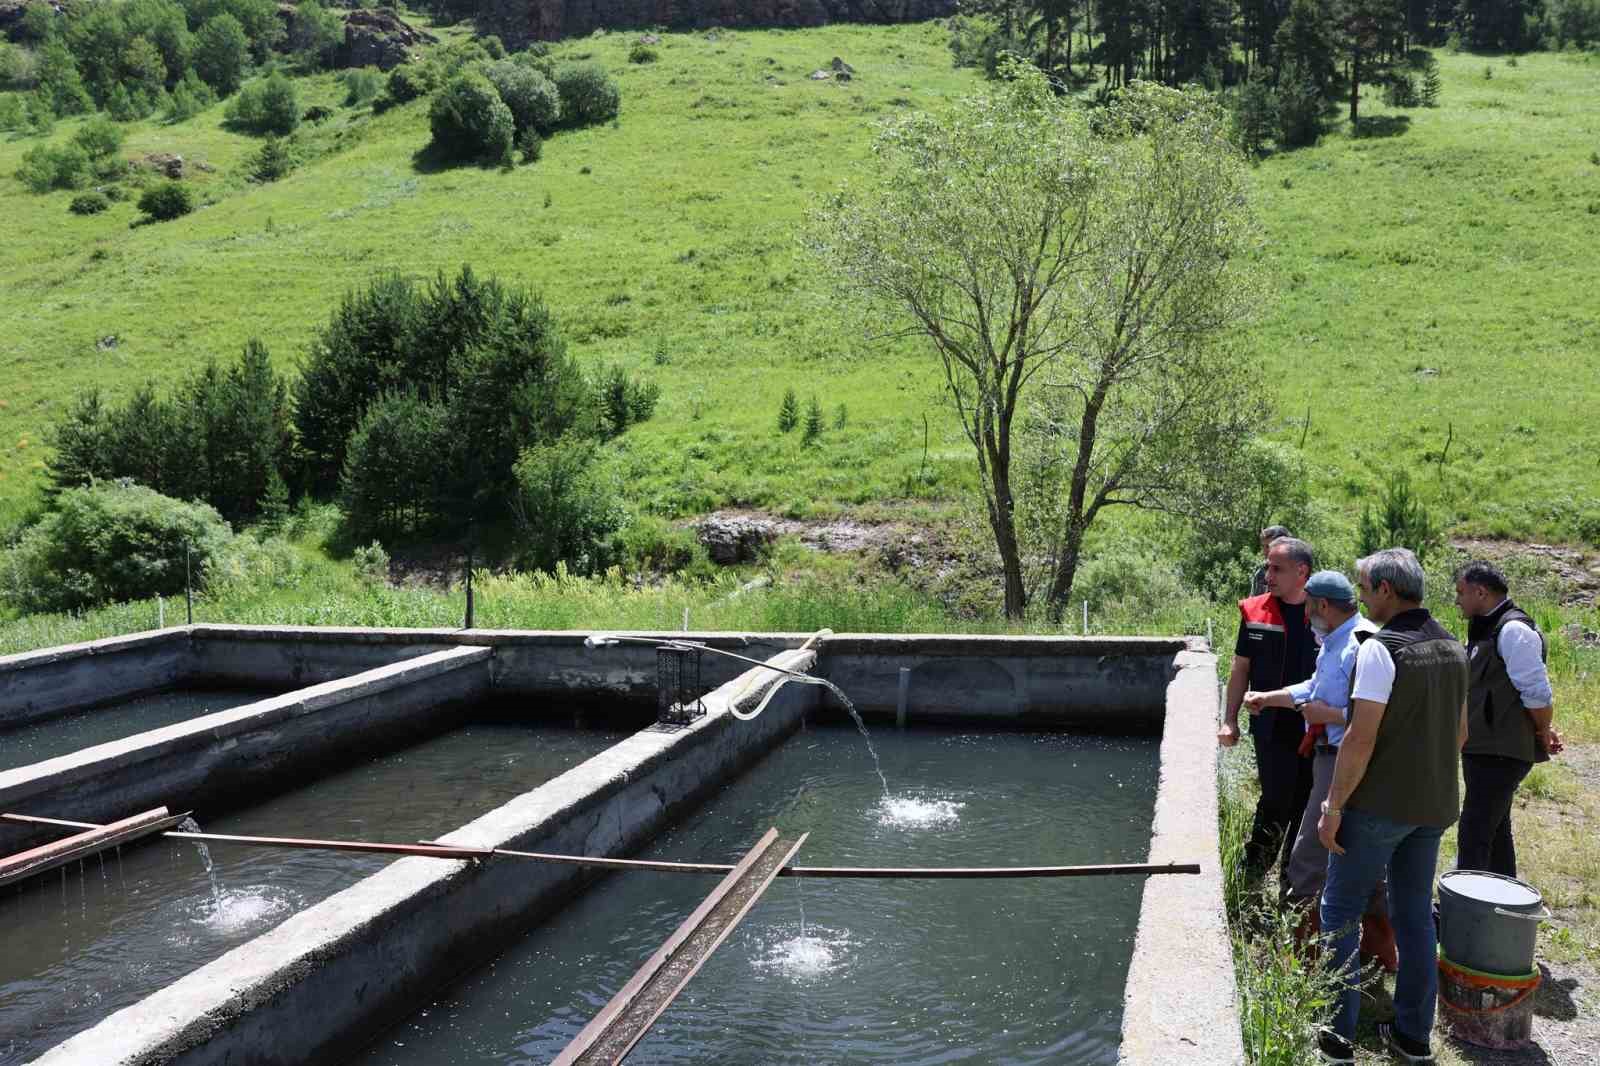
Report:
340,390,453,538
802,395,824,446
510,437,627,574
72,115,124,158
16,142,92,193
0,40,35,89
251,135,296,181
777,387,799,433
1356,470,1441,562
552,62,620,128
193,13,250,96
225,72,300,135
428,73,514,164
288,0,343,69
617,514,704,573
351,540,390,585
1383,71,1419,108
1420,60,1442,107
483,59,561,139
137,180,194,221
512,47,556,80
1231,76,1277,154
0,94,25,132
599,365,661,437
385,61,439,104
343,67,382,106
167,69,218,120
0,481,233,614
69,191,109,215
628,43,658,64
1275,62,1322,148
481,34,507,59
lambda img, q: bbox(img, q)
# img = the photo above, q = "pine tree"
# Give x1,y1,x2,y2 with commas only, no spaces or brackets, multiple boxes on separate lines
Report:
777,388,799,433
1420,59,1441,107
802,395,824,446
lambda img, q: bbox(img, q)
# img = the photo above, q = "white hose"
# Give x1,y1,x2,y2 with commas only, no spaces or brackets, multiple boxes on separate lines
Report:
728,629,833,721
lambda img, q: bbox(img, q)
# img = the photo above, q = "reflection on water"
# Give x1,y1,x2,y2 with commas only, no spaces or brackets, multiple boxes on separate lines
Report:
358,726,1160,1066
0,720,627,1066
0,688,277,772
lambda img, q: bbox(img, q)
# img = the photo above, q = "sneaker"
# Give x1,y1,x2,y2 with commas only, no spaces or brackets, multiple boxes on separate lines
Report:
1317,1028,1355,1064
1378,1021,1434,1063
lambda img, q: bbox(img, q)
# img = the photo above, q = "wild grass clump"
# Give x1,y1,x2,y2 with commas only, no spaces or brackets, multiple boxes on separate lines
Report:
1218,750,1346,1066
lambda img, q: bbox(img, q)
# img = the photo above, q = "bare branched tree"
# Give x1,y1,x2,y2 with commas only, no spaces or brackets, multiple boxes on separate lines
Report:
809,69,1266,620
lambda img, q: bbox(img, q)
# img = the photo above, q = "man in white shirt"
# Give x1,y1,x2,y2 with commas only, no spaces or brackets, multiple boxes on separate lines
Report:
1453,560,1563,878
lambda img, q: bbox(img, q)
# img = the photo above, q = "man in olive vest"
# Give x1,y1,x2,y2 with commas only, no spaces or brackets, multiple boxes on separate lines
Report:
1315,549,1468,1065
1454,560,1563,878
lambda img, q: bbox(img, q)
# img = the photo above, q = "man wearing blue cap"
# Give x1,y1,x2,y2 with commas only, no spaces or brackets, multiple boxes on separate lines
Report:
1244,570,1394,964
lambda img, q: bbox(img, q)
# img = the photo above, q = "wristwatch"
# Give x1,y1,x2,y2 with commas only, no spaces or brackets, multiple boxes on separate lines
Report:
1321,800,1341,817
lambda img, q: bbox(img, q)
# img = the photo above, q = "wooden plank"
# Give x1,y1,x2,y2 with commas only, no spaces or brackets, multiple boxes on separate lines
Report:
553,828,809,1066
0,808,188,889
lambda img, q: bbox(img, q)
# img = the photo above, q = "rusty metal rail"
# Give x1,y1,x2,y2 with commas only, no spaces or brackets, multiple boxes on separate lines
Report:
552,827,809,1066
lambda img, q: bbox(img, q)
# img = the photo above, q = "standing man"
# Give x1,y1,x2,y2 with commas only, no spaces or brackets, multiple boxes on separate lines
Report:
1219,537,1319,883
1316,549,1468,1065
1250,525,1294,596
1243,570,1393,969
1454,560,1563,878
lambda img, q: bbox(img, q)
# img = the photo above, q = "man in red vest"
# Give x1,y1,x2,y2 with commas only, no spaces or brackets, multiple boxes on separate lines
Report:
1219,537,1319,882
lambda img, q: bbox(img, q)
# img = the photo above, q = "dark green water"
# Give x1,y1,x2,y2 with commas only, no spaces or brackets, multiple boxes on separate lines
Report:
0,688,278,772
354,725,1160,1066
0,720,630,1066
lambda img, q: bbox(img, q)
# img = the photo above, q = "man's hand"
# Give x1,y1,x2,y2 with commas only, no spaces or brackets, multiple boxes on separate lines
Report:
1242,691,1267,715
1318,804,1345,855
1218,721,1240,748
1539,726,1565,756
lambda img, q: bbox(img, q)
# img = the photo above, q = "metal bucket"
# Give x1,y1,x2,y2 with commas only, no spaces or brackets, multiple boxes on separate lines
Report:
1437,871,1548,977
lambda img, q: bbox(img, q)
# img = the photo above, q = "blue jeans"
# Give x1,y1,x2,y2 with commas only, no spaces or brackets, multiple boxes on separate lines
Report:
1320,807,1444,1042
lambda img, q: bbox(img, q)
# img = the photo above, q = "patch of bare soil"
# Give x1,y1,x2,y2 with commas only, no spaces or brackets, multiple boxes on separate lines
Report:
694,509,959,576
1451,539,1600,610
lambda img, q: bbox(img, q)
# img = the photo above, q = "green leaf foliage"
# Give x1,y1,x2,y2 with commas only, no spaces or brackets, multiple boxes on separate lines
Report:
429,74,515,165
0,481,232,614
552,62,620,128
137,179,194,220
225,71,300,135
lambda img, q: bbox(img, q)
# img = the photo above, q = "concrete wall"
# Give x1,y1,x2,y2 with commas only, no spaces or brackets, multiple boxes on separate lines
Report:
0,629,192,729
1119,646,1245,1066
814,634,1185,727
36,649,821,1066
0,647,492,854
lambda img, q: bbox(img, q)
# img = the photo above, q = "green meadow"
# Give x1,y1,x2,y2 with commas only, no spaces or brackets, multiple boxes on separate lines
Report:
4,27,1598,541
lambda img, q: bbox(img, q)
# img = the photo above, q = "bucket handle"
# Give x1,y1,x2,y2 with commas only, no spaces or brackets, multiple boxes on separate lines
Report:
1492,905,1552,922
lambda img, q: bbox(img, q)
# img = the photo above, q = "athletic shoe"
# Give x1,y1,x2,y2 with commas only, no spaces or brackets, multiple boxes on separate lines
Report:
1316,1028,1355,1064
1378,1021,1435,1063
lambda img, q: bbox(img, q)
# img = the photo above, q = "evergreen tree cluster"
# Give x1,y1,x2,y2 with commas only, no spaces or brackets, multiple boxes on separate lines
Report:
40,266,662,560
0,0,350,130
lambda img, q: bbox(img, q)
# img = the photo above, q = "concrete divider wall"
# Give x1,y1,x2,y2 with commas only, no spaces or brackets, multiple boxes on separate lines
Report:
0,629,192,729
37,649,822,1066
175,627,1187,726
0,646,493,854
1118,646,1244,1066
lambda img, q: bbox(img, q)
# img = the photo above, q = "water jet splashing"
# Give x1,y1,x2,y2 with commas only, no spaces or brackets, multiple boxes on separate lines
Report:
177,817,223,914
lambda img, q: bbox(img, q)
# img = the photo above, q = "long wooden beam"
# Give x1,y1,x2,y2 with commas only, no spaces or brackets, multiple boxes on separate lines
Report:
0,808,191,889
553,828,810,1066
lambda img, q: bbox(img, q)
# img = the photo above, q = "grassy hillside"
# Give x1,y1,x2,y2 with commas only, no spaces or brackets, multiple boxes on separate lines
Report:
2,30,1598,541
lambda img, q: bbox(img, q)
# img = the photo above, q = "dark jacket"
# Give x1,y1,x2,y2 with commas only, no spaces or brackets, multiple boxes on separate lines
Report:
1349,608,1469,828
1464,598,1546,764
1237,592,1315,741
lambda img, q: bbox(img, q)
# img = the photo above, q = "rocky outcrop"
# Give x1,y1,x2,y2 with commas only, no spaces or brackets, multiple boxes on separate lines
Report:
339,7,438,70
477,0,956,47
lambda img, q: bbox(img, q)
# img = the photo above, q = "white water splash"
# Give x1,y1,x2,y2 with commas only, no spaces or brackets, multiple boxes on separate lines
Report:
186,887,297,935
876,794,965,829
752,926,853,983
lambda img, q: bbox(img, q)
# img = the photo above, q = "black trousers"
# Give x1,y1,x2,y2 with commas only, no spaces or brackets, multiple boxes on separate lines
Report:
1458,754,1532,879
1247,722,1314,881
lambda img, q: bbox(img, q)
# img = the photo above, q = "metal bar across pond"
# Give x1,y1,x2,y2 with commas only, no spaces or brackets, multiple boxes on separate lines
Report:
1,812,1200,880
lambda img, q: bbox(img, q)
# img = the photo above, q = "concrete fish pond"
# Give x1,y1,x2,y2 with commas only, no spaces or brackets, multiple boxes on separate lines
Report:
0,626,1237,1065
